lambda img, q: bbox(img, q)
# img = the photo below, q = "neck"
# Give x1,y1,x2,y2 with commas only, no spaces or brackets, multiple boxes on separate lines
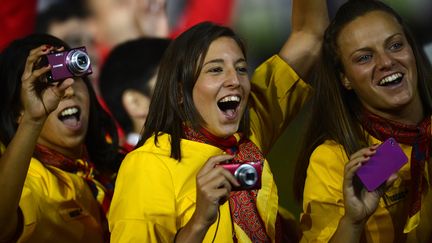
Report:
362,97,425,125
132,118,145,134
36,141,84,159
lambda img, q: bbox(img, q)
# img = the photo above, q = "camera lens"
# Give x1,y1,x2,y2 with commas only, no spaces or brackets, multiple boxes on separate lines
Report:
66,49,91,75
234,164,258,188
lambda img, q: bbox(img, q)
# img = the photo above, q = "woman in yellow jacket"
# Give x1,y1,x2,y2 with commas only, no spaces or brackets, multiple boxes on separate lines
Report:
0,34,122,242
108,0,329,241
294,1,432,242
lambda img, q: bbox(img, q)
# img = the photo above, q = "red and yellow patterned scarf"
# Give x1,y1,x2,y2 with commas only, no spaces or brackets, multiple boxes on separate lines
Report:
33,144,112,215
361,110,431,232
183,126,271,242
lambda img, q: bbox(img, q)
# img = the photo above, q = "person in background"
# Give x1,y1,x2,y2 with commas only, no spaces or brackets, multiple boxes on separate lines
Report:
98,37,170,151
294,0,432,242
35,1,102,92
108,0,329,241
0,33,123,242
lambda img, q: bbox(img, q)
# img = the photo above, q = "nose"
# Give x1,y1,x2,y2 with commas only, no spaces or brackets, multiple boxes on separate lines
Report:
224,69,240,88
63,80,75,98
376,51,394,70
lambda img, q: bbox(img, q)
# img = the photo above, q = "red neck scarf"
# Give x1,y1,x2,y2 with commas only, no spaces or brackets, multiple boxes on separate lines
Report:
361,110,430,226
33,144,112,214
183,126,271,242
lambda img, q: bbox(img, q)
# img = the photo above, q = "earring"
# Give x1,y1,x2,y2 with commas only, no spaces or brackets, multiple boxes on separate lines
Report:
343,77,352,90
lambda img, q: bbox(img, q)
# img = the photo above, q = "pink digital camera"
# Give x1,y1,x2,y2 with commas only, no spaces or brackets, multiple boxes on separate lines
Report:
43,46,93,82
219,161,262,191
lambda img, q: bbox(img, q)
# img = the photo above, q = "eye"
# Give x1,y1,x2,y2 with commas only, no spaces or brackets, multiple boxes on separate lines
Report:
207,67,223,74
356,54,372,64
236,66,248,74
389,42,403,51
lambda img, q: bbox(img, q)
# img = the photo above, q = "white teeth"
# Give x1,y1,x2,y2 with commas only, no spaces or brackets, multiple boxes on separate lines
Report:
219,96,240,103
379,73,403,85
60,107,78,117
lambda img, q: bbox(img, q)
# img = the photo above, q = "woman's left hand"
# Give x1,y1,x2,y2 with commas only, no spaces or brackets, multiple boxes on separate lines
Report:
342,144,397,225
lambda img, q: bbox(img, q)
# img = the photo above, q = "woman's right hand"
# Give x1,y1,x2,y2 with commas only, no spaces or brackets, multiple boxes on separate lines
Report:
174,154,240,242
20,45,74,123
342,144,397,225
193,154,240,228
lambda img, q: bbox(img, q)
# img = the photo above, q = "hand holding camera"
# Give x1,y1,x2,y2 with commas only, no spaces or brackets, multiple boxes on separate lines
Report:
21,45,75,121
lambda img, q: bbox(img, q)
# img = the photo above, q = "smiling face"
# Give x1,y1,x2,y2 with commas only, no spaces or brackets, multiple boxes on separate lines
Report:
338,11,422,122
37,78,90,158
192,37,250,138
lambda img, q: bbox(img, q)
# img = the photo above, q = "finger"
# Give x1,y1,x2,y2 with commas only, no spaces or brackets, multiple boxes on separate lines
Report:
219,167,241,187
345,155,369,172
213,175,233,192
22,45,52,80
349,148,376,162
197,166,233,189
344,156,369,184
30,65,52,80
384,173,398,188
198,154,235,175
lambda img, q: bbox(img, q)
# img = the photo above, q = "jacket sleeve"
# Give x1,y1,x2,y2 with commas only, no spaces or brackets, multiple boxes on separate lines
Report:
109,150,177,243
249,55,312,155
300,141,347,242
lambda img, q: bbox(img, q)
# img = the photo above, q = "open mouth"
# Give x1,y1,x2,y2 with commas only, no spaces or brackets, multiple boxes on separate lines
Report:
378,73,403,86
217,95,241,117
58,106,81,127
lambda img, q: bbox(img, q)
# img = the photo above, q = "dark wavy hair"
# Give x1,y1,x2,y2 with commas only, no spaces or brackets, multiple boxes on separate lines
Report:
137,22,249,160
293,0,432,202
99,37,170,135
0,33,123,172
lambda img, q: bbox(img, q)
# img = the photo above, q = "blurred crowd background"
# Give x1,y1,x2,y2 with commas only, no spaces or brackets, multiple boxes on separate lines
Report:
1,0,432,217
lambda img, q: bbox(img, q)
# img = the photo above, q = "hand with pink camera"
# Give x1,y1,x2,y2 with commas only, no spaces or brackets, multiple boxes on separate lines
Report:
193,154,239,227
20,45,75,123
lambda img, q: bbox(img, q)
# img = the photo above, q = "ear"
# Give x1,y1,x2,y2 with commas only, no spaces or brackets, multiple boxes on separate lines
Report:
340,73,353,90
16,111,24,124
122,90,150,118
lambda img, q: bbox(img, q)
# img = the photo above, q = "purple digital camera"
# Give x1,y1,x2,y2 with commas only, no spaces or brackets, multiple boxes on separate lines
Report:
44,46,93,82
356,137,408,192
219,161,262,191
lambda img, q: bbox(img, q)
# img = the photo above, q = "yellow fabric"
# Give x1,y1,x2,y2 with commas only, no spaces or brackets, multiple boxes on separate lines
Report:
16,158,106,242
301,137,432,243
109,55,311,242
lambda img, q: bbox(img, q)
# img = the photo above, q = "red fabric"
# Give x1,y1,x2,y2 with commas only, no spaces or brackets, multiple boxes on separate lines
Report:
0,0,37,51
360,110,430,219
183,126,270,242
170,0,235,38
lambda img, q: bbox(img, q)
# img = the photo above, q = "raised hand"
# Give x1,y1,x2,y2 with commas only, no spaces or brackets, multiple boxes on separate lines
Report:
20,45,74,122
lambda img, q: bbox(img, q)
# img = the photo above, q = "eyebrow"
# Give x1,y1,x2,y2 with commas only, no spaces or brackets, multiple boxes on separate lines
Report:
203,58,247,66
350,33,404,57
